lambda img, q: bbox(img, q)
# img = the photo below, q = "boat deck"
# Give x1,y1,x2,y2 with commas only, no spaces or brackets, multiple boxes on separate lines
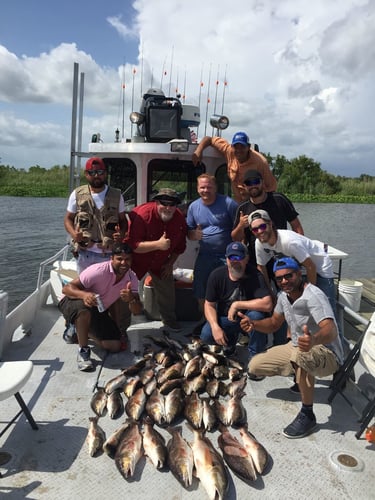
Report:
0,299,374,499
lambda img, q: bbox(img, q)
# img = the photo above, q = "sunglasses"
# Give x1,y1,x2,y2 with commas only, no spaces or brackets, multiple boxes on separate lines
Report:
251,223,268,233
244,178,261,186
86,169,106,176
275,272,296,283
228,255,245,261
158,199,178,207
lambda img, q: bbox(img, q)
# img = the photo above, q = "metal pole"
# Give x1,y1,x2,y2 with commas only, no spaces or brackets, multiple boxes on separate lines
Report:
76,71,85,187
69,62,79,193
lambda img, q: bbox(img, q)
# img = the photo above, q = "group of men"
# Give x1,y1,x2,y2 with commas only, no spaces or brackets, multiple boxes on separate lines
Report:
60,131,344,439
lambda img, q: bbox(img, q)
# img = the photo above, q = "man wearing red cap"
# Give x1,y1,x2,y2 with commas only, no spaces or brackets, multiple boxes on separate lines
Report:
63,157,127,344
192,131,277,203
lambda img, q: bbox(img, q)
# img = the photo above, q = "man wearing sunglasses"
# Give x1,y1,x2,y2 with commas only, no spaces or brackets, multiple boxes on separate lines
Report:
201,241,272,357
126,188,187,333
64,157,127,274
192,131,277,203
239,257,343,439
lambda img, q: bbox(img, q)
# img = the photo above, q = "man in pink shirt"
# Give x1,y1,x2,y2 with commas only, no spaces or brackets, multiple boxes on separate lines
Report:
192,131,277,203
58,243,142,371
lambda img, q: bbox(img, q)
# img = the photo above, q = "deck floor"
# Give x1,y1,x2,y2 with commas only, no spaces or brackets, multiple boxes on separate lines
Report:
0,302,374,500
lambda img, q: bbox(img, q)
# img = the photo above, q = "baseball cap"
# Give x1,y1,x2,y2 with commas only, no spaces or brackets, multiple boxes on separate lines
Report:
244,169,262,182
273,257,300,273
152,188,181,204
248,209,272,225
231,131,250,147
85,157,106,171
225,241,248,259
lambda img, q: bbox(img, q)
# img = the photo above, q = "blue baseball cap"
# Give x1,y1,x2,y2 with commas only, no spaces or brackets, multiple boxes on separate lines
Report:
231,131,250,146
273,257,300,273
225,241,248,259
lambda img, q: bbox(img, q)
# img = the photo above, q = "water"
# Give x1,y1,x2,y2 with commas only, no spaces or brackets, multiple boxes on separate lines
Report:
0,197,374,312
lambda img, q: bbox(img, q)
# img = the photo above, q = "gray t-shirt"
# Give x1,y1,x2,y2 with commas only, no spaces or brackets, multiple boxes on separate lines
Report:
275,283,343,364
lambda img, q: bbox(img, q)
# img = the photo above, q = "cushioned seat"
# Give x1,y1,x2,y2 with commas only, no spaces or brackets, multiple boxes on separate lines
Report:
0,361,38,438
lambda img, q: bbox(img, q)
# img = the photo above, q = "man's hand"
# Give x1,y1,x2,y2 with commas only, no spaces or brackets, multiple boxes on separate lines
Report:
238,211,249,228
238,311,254,333
211,324,228,346
83,292,98,308
192,151,202,166
120,282,133,302
297,325,314,352
112,224,122,243
158,232,171,251
227,302,239,322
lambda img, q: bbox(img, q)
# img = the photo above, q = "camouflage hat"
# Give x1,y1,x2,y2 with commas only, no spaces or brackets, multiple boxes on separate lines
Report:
152,188,181,203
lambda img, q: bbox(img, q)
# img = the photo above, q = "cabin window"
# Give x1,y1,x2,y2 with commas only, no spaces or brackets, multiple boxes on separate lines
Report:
103,158,137,211
215,163,232,197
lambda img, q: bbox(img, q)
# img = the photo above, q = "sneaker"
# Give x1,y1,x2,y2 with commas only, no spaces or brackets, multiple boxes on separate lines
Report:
223,345,236,356
282,411,317,439
247,372,265,382
77,347,94,372
289,383,300,393
63,323,78,344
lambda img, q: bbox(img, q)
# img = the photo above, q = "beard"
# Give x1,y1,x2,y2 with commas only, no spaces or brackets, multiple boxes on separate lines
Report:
229,265,245,280
159,211,174,222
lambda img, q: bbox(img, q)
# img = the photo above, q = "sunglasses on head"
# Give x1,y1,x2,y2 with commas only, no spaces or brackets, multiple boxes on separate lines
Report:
244,178,261,186
158,199,178,207
251,222,268,233
275,272,296,283
228,255,244,261
87,169,105,176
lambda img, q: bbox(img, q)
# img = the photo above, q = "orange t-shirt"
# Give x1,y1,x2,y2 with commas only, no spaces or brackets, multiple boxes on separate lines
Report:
211,137,277,202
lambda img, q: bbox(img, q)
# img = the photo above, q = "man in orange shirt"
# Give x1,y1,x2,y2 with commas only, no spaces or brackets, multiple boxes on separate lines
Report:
192,131,277,203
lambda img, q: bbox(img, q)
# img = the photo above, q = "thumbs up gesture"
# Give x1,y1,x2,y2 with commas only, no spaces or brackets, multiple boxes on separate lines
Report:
195,224,203,240
297,325,314,352
239,211,249,228
120,281,133,302
158,231,171,251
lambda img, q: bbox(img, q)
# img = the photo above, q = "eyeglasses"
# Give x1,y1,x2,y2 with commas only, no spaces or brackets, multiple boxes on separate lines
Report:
244,178,261,186
275,272,296,283
86,169,105,176
158,200,178,207
251,223,268,233
227,255,245,261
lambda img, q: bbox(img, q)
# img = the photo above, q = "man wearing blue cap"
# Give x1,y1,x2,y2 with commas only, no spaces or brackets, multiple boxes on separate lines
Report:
239,257,344,439
201,241,272,357
192,132,277,203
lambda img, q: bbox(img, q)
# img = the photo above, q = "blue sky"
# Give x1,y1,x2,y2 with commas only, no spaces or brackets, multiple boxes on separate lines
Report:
0,0,374,177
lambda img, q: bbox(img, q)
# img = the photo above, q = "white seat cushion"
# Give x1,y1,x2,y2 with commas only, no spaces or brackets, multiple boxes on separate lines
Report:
0,361,33,401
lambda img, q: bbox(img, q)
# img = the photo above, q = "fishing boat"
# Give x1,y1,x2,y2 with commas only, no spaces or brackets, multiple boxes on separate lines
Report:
0,64,374,499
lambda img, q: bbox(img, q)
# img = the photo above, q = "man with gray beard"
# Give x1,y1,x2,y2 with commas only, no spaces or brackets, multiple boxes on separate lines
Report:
125,188,187,333
201,242,273,357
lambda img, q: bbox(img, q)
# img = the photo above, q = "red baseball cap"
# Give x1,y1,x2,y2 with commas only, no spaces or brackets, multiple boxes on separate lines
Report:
85,157,106,171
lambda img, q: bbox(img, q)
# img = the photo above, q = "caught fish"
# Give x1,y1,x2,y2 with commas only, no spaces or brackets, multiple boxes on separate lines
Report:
107,390,124,419
123,376,142,398
162,331,184,351
202,351,220,366
213,399,228,426
239,426,269,475
190,426,228,500
142,417,167,469
90,387,108,417
184,392,203,430
213,364,229,380
165,387,184,425
115,421,143,479
157,361,185,386
122,357,149,376
202,398,216,432
87,416,106,457
159,377,184,395
184,354,203,378
206,378,220,398
166,427,194,488
125,387,147,421
139,367,155,385
105,372,127,395
227,376,247,397
145,388,166,426
144,377,157,396
217,425,257,481
228,367,242,381
226,393,246,427
103,421,130,458
189,373,206,394
227,358,244,371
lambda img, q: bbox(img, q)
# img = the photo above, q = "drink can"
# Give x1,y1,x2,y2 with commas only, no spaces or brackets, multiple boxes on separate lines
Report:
324,243,328,253
95,294,105,313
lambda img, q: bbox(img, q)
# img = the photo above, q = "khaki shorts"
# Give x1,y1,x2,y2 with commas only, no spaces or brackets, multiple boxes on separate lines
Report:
249,341,339,379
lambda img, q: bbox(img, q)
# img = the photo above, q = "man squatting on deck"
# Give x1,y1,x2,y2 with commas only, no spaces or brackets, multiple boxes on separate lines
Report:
239,257,344,439
58,243,142,372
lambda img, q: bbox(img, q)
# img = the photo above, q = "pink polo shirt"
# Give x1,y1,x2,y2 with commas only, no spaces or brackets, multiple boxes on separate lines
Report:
79,260,138,310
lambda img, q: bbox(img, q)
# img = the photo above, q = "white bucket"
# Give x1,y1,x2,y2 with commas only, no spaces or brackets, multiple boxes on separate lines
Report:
338,279,363,312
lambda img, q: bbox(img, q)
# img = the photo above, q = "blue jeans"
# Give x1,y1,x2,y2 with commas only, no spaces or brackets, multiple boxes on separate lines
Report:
201,310,265,355
193,254,226,299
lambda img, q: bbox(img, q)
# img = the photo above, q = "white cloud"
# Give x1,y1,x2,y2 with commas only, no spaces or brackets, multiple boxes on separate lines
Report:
0,0,374,176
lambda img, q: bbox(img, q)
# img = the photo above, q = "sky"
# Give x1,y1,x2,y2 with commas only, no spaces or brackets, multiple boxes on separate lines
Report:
0,0,374,177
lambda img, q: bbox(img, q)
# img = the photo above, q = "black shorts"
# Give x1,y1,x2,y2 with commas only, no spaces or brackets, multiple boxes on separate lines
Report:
58,296,120,341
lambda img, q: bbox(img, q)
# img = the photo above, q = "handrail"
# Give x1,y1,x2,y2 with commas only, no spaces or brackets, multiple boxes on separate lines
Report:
36,245,71,290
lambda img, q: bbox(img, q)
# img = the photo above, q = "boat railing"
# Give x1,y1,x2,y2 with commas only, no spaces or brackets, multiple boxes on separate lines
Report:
36,244,71,290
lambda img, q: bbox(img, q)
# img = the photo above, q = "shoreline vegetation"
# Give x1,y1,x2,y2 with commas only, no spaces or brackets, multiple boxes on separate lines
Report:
0,155,374,203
